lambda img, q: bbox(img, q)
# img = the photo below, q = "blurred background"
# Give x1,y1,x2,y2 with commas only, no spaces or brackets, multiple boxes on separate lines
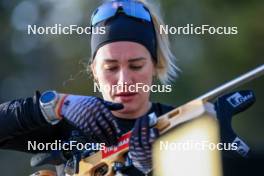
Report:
0,0,263,175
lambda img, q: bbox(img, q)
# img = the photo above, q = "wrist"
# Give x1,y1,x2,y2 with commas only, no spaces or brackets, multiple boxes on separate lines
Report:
39,90,67,125
54,93,68,119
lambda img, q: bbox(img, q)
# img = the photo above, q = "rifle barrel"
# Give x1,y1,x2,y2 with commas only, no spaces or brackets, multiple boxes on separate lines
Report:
197,64,264,102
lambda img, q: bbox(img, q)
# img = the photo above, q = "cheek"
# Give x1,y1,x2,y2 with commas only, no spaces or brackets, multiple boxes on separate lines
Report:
95,62,116,85
132,66,154,100
95,69,117,100
98,72,115,84
135,65,154,85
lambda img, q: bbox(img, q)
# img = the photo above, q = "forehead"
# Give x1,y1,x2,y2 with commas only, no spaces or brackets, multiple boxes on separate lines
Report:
94,41,151,61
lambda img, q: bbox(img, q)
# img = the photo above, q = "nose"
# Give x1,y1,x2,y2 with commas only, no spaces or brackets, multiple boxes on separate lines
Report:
117,68,133,86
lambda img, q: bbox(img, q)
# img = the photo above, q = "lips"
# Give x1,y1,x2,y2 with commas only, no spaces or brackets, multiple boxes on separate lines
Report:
115,92,137,96
114,92,138,102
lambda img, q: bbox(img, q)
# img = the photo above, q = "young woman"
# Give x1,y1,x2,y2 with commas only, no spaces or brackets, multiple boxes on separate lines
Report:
0,0,179,175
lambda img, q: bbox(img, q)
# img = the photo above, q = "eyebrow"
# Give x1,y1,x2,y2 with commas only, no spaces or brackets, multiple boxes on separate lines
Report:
103,57,147,63
128,57,146,62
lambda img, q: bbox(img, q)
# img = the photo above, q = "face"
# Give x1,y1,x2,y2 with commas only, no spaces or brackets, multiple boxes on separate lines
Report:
91,41,155,118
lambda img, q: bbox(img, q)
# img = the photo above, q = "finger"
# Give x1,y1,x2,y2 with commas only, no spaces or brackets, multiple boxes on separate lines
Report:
132,117,142,149
95,120,113,146
83,98,120,145
87,105,108,144
129,137,137,159
97,114,118,146
148,112,158,127
76,98,98,135
82,118,100,143
88,121,106,144
102,107,122,136
149,128,159,143
141,115,150,150
129,135,135,152
103,100,124,111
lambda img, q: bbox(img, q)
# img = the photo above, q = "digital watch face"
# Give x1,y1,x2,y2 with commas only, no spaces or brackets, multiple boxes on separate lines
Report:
40,91,56,103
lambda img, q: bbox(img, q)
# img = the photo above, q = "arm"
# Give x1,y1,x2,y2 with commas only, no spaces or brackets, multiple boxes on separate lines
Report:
0,91,55,152
0,90,124,153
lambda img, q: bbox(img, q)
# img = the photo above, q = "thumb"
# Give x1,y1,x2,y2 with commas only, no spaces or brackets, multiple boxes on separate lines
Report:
103,100,124,111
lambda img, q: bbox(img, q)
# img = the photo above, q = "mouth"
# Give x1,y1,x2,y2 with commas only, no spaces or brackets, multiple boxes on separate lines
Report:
114,92,138,102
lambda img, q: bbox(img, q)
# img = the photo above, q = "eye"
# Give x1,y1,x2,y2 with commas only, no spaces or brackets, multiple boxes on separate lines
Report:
130,65,143,70
104,65,118,71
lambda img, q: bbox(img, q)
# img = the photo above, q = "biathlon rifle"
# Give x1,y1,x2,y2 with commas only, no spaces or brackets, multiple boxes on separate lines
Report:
31,64,264,176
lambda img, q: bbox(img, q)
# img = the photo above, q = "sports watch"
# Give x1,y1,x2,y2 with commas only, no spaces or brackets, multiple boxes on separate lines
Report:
39,90,61,125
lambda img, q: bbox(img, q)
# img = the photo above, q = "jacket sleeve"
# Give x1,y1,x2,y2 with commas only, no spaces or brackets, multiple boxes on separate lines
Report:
0,91,57,153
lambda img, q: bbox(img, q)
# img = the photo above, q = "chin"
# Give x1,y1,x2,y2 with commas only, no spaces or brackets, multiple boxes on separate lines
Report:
118,102,138,114
122,102,136,111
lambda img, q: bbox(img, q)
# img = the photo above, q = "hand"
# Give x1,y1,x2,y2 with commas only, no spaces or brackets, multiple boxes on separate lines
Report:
129,114,159,174
214,90,254,157
58,95,123,146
